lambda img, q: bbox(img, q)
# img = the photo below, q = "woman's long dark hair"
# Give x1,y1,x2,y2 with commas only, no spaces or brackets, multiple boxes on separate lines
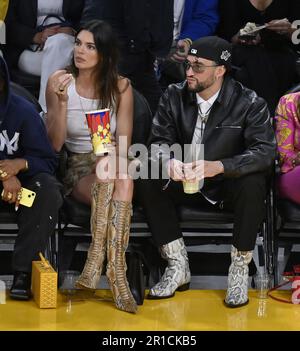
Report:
69,20,120,109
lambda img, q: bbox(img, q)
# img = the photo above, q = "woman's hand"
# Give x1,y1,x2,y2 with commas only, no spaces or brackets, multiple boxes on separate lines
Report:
52,71,73,102
1,176,22,205
292,152,300,168
0,159,26,181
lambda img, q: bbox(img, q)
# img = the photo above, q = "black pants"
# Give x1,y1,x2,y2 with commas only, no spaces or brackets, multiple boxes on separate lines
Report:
0,173,63,273
135,173,267,251
119,51,162,116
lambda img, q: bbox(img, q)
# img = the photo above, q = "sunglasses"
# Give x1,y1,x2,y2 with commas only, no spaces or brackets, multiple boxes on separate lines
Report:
183,60,219,73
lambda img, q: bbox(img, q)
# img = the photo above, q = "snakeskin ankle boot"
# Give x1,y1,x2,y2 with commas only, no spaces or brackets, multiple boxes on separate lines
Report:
148,238,191,299
224,245,253,308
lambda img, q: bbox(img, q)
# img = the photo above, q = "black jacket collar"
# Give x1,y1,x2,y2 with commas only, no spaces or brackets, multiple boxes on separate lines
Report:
183,75,235,143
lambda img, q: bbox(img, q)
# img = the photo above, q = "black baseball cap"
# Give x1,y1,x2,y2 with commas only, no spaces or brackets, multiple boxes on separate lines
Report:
188,36,232,68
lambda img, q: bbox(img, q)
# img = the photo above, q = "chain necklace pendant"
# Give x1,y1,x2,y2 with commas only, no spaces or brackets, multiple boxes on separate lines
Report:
78,93,97,126
198,104,212,123
199,112,209,123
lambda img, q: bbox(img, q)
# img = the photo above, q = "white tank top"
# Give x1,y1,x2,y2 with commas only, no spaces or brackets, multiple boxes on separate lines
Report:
65,80,117,153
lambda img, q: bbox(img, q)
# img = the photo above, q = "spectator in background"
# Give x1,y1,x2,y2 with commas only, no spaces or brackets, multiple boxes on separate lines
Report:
81,0,174,115
275,92,300,204
5,0,85,112
159,0,220,89
218,0,300,114
0,56,62,301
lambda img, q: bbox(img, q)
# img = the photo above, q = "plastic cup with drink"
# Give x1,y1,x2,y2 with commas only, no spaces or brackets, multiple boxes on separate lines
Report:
182,144,202,194
182,179,200,194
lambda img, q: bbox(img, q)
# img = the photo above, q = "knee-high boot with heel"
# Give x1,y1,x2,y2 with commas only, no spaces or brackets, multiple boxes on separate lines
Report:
75,182,114,290
106,200,138,314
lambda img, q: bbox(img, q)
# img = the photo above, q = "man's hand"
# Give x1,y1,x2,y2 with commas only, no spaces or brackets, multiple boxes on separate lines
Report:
167,159,185,181
1,176,22,205
232,33,261,46
184,160,224,180
170,39,191,62
41,26,60,42
0,159,27,180
57,26,75,36
266,18,292,36
33,26,61,50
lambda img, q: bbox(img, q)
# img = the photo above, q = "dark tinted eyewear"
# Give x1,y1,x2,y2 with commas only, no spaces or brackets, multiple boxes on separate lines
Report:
183,60,219,73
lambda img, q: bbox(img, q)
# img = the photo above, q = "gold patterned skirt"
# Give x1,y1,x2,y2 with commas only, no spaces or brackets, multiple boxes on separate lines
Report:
63,152,97,195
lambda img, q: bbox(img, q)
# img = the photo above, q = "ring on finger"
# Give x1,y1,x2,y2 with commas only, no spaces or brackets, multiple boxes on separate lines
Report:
7,192,12,200
1,171,8,178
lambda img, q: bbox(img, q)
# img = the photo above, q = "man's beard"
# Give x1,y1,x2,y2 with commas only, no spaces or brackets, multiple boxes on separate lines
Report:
188,76,216,93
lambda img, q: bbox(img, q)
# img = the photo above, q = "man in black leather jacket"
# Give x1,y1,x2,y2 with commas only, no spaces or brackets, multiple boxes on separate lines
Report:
135,36,276,308
81,0,174,115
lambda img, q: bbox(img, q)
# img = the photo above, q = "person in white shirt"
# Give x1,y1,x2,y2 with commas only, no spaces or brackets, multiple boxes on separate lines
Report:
5,0,84,112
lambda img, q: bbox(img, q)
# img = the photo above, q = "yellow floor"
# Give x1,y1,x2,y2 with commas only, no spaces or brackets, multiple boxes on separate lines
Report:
0,289,299,331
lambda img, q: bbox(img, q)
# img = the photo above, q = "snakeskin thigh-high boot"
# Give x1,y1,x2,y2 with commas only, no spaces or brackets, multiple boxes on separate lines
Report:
106,200,138,314
224,245,253,308
75,182,114,290
147,238,191,299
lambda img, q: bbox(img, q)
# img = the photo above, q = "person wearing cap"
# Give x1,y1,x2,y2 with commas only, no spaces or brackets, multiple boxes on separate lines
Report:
135,36,276,307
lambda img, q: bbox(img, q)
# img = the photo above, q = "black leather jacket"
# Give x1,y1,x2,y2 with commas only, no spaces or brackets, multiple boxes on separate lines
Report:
148,76,277,199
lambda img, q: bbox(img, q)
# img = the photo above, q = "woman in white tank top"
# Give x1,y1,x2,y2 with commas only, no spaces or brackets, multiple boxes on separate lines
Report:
45,20,137,314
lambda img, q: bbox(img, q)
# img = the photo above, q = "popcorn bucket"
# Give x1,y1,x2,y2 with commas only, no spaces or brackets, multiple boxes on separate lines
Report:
85,108,112,156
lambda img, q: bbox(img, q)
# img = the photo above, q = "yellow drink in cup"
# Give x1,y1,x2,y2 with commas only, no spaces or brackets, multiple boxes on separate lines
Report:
85,108,112,156
182,180,200,194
